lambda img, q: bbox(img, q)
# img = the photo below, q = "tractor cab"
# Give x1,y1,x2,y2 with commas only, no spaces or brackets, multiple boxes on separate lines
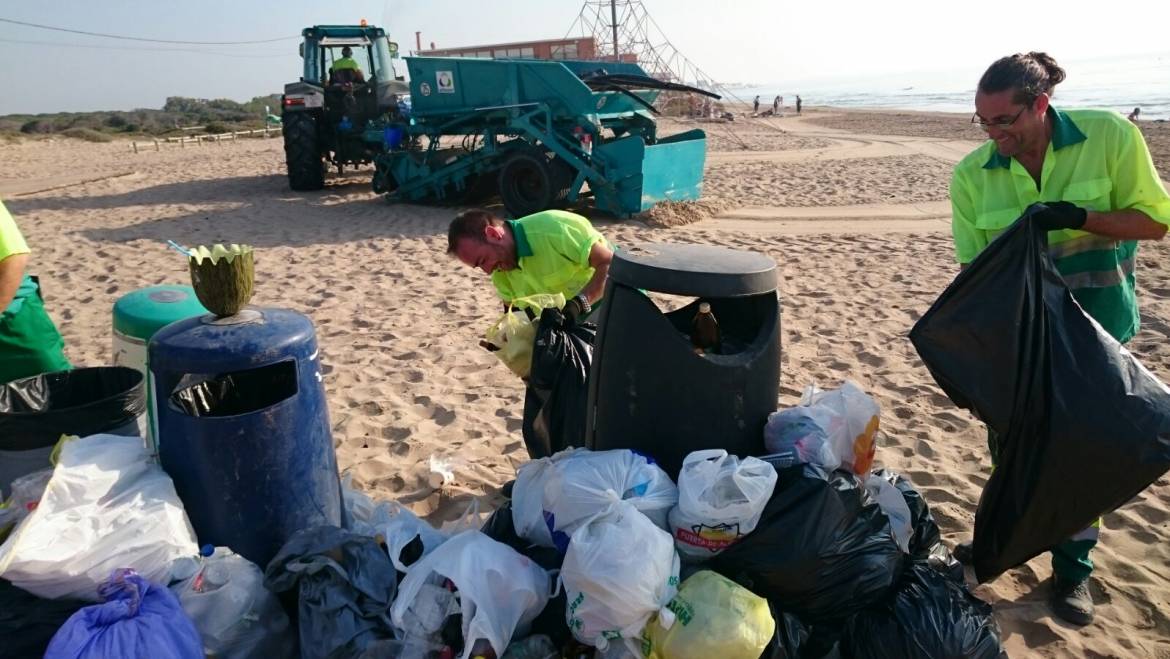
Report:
281,23,408,190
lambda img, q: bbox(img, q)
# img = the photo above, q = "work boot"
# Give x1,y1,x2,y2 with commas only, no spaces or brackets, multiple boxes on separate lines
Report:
953,540,973,565
1050,575,1095,626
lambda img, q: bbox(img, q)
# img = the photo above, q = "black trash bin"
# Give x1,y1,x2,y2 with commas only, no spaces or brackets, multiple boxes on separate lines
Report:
586,243,781,478
0,366,145,497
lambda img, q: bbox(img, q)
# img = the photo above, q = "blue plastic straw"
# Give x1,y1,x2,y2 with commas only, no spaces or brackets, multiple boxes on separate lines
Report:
166,240,194,257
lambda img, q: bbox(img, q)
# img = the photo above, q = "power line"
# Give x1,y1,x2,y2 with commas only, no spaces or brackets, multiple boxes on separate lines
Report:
0,16,297,45
0,36,288,58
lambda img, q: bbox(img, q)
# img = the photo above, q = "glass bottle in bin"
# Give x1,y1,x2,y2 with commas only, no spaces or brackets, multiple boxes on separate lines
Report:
691,302,721,354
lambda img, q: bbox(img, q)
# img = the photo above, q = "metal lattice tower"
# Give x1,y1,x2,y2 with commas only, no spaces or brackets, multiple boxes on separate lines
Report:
565,0,721,91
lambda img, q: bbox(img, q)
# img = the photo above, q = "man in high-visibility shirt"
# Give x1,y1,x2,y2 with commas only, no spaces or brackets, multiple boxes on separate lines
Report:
329,46,365,85
0,199,70,384
447,208,613,323
950,51,1170,626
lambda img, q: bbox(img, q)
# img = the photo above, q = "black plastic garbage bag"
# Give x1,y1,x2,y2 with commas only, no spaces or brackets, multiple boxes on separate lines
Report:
0,366,143,450
843,564,1003,659
480,499,570,649
713,463,903,622
265,526,398,659
521,309,596,458
874,469,964,583
909,205,1170,582
0,578,87,659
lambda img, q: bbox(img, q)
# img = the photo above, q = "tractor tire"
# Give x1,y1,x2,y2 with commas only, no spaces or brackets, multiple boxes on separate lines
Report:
283,112,325,191
498,150,559,218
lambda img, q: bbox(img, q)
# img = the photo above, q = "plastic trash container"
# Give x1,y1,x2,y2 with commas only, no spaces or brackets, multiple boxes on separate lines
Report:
112,285,208,454
0,366,144,497
149,307,342,569
586,243,781,478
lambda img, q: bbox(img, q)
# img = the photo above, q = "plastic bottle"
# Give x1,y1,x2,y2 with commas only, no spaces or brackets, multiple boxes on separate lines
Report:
691,302,721,354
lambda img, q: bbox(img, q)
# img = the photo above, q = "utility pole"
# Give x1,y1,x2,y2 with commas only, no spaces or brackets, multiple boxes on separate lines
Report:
611,0,619,59
415,31,421,54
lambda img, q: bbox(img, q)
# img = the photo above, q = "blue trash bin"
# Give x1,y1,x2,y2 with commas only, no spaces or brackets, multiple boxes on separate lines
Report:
149,307,341,569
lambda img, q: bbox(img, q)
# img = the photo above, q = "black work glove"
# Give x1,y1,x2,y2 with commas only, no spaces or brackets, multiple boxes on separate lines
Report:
561,295,587,325
1033,201,1088,231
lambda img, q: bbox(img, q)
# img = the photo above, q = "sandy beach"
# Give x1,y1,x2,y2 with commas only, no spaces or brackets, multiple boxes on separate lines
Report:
3,107,1170,658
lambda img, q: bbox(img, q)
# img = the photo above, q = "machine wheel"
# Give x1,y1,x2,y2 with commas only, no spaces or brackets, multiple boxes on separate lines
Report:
498,150,558,217
283,112,325,191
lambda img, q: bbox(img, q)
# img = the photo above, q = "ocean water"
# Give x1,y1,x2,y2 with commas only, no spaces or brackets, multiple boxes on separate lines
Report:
730,51,1170,120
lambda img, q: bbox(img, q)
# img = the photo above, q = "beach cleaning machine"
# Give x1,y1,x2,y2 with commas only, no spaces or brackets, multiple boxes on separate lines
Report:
371,57,720,217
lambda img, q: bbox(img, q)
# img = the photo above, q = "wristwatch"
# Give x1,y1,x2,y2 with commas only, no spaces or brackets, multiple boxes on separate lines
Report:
574,294,592,316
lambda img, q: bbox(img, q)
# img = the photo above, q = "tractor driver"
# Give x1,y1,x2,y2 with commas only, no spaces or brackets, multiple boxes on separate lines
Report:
329,46,366,85
447,208,614,324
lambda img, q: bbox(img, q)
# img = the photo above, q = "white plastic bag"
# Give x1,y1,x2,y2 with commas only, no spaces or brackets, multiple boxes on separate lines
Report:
342,478,448,572
863,473,913,553
512,448,586,547
170,547,294,659
561,502,681,653
0,434,198,601
542,449,678,551
0,468,53,538
764,380,881,476
668,450,778,561
392,530,552,659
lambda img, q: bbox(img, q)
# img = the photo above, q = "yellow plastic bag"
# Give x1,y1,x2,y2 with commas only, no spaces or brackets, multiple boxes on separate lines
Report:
484,293,565,379
641,571,775,659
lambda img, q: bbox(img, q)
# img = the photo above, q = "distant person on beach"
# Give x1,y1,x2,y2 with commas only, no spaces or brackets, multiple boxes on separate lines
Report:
773,96,780,113
753,96,760,114
1128,107,1141,122
0,200,70,384
950,51,1170,627
447,209,614,324
795,95,802,114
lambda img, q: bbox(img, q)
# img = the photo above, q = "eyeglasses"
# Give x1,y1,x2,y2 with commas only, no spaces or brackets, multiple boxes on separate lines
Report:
971,106,1027,131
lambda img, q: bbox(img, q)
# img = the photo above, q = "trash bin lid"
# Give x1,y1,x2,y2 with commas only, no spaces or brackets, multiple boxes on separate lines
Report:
609,243,778,297
113,286,208,339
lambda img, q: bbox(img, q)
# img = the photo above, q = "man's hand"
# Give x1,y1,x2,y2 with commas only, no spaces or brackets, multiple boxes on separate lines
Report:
1034,202,1088,231
562,294,590,325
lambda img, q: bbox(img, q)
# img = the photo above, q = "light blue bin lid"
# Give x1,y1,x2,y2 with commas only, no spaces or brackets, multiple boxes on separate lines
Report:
113,285,208,340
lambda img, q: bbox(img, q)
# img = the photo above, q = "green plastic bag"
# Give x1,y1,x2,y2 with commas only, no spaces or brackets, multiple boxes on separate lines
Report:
484,294,565,379
641,571,774,659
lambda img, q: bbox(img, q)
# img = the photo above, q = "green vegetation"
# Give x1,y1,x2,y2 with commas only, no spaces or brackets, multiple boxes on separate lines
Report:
0,94,281,140
61,127,113,143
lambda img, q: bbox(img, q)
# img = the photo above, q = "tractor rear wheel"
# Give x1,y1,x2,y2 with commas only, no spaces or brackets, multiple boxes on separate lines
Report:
498,150,560,218
283,112,325,191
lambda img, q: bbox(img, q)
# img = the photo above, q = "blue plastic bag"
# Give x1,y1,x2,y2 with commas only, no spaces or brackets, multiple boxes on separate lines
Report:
45,568,202,659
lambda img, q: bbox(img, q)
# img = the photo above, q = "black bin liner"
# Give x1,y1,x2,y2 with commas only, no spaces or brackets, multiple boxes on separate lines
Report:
170,360,297,417
0,366,144,451
713,463,903,623
874,469,964,582
0,578,87,659
843,564,1003,659
909,205,1170,582
521,309,596,458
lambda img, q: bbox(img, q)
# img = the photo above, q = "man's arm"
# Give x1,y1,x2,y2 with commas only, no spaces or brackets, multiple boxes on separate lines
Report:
577,241,613,304
0,253,28,312
1082,209,1168,241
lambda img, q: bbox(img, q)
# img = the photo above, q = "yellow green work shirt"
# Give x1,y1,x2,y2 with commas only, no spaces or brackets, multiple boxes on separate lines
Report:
332,56,360,72
0,200,36,314
951,107,1170,342
491,210,607,309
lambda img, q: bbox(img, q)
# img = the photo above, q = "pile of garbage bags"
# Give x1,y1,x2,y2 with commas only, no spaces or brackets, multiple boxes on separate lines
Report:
0,383,1006,659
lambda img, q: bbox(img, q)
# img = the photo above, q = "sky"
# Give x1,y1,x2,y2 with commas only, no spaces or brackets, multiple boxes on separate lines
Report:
0,0,1167,115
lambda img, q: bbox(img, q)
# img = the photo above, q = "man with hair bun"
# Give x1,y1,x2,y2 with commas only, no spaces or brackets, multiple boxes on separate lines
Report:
949,51,1170,626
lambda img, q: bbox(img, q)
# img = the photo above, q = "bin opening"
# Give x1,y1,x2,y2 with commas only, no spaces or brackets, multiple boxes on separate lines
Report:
170,361,298,417
643,293,774,356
